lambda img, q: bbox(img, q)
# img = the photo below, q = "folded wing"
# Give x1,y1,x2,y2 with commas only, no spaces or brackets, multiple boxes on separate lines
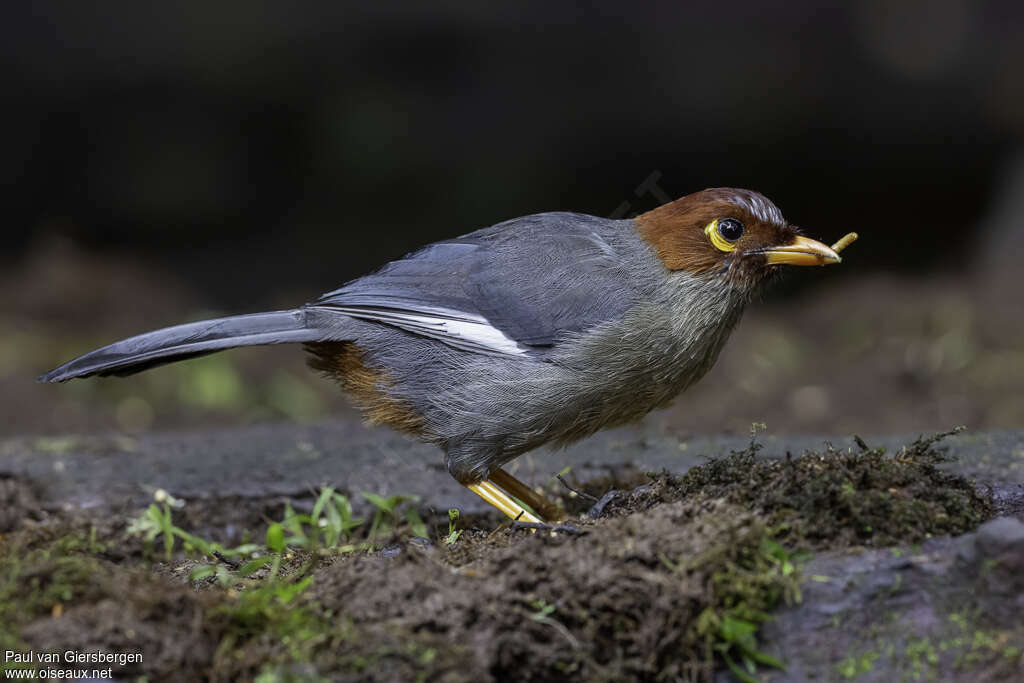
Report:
313,213,640,357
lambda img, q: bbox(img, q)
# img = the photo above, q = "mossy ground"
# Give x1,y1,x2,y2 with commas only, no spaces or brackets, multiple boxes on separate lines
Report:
658,428,993,550
0,431,997,682
832,614,1024,682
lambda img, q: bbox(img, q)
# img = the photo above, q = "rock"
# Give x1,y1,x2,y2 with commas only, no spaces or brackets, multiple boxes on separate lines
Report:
975,516,1024,554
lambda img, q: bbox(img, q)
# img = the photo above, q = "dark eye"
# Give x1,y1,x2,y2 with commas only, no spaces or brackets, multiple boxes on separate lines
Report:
718,218,744,242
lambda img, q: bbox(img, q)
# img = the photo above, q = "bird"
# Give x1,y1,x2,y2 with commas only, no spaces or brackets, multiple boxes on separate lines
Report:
41,188,856,523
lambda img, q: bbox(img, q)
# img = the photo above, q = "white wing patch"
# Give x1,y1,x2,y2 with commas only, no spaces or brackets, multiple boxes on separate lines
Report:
322,305,529,357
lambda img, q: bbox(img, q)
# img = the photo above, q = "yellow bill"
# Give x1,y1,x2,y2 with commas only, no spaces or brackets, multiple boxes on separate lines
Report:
763,233,856,267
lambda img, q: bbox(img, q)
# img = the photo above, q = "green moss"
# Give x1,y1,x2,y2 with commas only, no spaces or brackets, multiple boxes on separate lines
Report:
695,533,798,681
668,427,992,549
831,606,1024,682
903,636,939,681
0,528,111,654
940,610,1024,675
209,576,475,682
209,576,332,678
837,649,880,678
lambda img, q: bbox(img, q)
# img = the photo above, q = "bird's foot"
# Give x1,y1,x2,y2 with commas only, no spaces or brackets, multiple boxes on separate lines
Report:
465,467,566,523
489,468,565,522
466,479,544,523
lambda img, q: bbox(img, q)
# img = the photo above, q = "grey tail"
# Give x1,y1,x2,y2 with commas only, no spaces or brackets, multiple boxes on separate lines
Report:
39,309,324,382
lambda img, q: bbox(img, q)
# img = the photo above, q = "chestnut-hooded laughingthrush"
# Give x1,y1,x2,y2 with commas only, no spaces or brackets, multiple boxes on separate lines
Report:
41,188,856,521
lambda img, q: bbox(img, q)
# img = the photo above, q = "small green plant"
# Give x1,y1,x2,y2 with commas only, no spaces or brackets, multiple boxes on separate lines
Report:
277,487,366,554
445,508,463,545
311,487,364,546
265,522,286,580
707,613,786,682
127,489,216,562
215,575,319,644
189,553,275,586
187,488,368,584
692,535,798,683
529,599,557,622
146,487,427,590
361,492,424,541
188,489,362,586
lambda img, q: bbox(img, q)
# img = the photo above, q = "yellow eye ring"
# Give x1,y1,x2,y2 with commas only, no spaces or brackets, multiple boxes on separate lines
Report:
705,219,738,253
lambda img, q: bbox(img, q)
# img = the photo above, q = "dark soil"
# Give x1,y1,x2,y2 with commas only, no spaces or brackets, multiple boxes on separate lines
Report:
1,431,1004,682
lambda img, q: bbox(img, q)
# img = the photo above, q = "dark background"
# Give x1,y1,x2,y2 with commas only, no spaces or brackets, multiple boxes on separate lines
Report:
3,1,1023,437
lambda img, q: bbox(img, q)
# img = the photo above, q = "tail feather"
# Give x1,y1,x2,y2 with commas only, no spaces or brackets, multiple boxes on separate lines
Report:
39,309,323,382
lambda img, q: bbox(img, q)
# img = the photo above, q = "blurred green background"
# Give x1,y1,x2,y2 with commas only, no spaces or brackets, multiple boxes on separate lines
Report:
3,0,1023,436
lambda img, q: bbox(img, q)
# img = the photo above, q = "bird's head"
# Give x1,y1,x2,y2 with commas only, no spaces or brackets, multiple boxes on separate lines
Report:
635,188,846,293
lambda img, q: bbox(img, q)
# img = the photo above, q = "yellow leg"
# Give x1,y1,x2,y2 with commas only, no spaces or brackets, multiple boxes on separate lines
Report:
490,468,564,522
466,480,543,523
